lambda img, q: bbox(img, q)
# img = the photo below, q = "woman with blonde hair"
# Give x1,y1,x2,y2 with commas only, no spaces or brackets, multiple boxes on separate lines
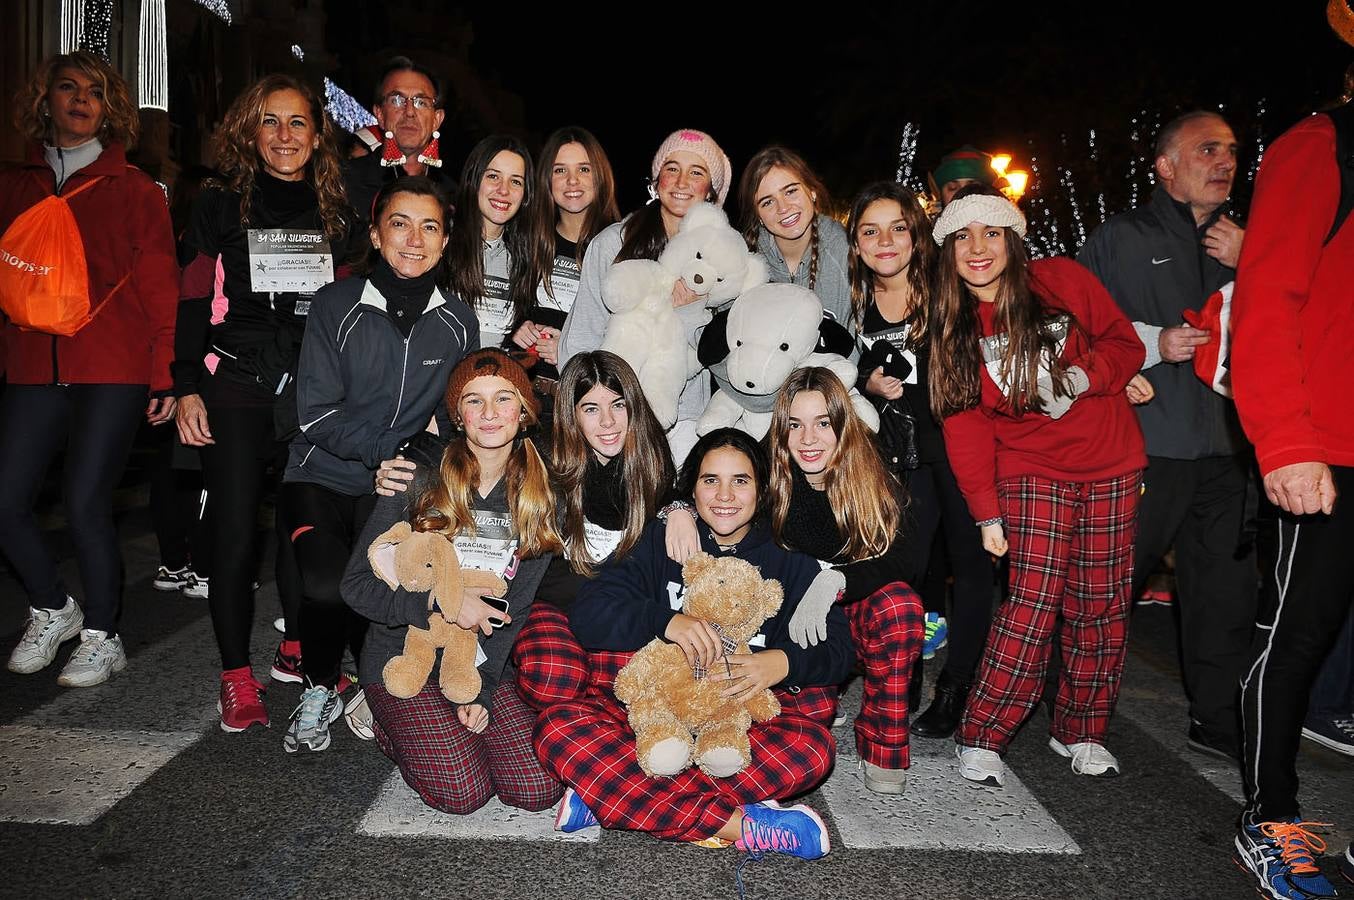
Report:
344,349,562,814
763,366,924,795
172,73,357,731
1,51,178,688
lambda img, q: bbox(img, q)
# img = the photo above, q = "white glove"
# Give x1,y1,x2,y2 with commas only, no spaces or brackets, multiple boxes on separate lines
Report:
788,568,845,649
1036,365,1090,420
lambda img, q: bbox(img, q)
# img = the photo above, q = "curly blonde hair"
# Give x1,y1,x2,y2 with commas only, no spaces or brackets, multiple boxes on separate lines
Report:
211,74,349,241
14,51,139,148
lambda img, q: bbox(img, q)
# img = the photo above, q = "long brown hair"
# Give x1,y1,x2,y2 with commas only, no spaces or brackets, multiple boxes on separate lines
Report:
527,127,620,301
446,135,535,321
929,186,1070,419
551,352,673,575
737,147,831,291
16,51,139,148
410,379,561,559
768,368,903,561
846,181,935,344
211,74,349,241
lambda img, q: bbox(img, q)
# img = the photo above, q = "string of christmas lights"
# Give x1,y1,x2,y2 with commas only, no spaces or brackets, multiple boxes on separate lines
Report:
324,77,376,134
191,0,232,25
138,0,168,110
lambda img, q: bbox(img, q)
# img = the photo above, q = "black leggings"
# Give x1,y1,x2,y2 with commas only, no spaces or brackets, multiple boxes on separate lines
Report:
0,383,147,633
197,380,298,670
148,424,209,574
280,481,375,688
904,457,997,683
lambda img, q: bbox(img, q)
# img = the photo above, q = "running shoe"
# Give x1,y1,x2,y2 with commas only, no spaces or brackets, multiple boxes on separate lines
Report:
956,744,1006,787
218,668,268,732
735,801,830,860
270,640,303,683
1048,737,1120,777
1301,713,1354,757
7,597,84,674
554,787,599,833
283,684,343,753
57,629,127,687
182,573,210,599
860,759,908,795
152,565,192,591
344,686,375,741
1234,815,1338,899
921,612,948,660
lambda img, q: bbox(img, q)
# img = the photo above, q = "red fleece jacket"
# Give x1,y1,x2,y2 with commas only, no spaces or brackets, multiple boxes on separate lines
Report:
1231,113,1354,475
0,142,178,392
942,257,1147,522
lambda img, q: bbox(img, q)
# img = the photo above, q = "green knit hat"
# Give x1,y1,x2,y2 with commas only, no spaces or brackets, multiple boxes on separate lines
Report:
933,146,996,189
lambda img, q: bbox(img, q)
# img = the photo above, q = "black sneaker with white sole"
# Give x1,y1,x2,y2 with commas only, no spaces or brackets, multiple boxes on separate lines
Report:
1301,713,1354,757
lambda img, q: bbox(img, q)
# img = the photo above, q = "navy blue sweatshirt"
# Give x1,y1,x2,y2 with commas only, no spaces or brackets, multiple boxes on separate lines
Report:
569,519,855,690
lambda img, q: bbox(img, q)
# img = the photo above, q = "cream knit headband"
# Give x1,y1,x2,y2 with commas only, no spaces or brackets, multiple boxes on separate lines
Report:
932,194,1027,245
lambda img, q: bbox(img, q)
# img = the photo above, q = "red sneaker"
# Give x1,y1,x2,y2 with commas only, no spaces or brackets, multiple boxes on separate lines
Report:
270,640,303,683
218,668,268,732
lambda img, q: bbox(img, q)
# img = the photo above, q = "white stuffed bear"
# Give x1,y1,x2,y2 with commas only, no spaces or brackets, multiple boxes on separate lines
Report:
600,203,767,429
696,282,880,439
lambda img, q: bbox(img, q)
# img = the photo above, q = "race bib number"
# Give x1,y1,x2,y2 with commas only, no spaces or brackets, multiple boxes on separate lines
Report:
978,315,1069,396
474,274,514,340
247,229,333,293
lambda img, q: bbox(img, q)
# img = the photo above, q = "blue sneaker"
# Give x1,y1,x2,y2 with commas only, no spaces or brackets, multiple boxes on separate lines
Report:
554,787,599,833
922,613,948,660
1234,816,1338,899
736,801,830,860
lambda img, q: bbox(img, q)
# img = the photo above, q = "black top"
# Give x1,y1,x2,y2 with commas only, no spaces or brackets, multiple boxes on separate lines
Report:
342,151,457,237
778,463,918,600
536,455,628,610
858,302,946,464
519,232,582,380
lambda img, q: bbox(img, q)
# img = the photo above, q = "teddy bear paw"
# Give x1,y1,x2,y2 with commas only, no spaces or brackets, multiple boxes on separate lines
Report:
696,745,746,778
645,737,693,776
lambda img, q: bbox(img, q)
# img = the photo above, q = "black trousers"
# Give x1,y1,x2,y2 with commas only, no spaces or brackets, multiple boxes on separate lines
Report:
1134,454,1258,743
148,424,209,574
904,457,997,683
280,481,375,688
1241,465,1354,819
196,377,297,670
0,383,146,633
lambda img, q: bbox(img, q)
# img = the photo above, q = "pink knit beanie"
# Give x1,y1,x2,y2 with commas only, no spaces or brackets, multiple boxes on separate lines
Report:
650,129,732,207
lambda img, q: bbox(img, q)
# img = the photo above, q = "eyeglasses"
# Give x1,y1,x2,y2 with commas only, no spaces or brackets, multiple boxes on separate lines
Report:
383,93,436,110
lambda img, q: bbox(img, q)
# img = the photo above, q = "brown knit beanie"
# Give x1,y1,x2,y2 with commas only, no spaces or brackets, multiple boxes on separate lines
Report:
446,348,539,421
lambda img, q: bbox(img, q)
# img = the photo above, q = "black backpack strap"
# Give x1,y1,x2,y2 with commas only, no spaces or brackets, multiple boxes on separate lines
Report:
1325,103,1354,246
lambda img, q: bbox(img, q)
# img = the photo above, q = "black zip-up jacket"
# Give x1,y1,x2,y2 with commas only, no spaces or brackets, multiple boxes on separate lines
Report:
569,519,855,690
1078,186,1247,459
284,276,478,496
342,152,457,238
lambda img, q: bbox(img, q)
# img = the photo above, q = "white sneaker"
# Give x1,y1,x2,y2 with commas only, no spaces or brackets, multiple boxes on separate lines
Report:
7,597,84,674
956,744,1006,787
57,629,128,687
152,565,192,591
344,687,375,741
1048,737,1120,776
182,573,209,599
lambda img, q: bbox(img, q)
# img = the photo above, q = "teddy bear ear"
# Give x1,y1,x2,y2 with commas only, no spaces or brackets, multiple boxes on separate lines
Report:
761,577,785,619
682,551,715,583
740,253,769,293
368,521,412,589
681,202,727,233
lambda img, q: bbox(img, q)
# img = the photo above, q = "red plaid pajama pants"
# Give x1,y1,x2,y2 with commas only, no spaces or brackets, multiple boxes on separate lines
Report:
534,682,836,843
845,582,924,769
366,678,563,815
512,603,633,710
957,470,1140,752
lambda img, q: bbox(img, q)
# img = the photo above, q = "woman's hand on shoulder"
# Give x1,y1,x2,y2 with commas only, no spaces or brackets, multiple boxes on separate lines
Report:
375,457,417,496
664,507,700,563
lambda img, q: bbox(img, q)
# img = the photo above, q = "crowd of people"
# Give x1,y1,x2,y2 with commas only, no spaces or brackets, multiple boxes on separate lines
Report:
1,46,1351,898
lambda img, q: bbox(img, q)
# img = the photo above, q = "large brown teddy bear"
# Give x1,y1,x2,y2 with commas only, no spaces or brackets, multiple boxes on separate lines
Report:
367,521,508,704
613,552,784,779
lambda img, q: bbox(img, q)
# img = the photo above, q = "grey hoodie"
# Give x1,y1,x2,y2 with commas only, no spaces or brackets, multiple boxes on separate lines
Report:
755,214,855,333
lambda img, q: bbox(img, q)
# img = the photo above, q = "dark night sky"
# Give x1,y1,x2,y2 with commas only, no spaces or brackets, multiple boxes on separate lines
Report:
332,4,1350,215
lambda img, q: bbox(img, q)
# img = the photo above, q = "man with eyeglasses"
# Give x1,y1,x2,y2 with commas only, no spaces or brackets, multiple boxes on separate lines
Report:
344,55,455,235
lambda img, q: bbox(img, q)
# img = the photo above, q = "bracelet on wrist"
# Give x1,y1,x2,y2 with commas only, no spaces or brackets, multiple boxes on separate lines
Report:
976,516,1003,528
657,499,693,521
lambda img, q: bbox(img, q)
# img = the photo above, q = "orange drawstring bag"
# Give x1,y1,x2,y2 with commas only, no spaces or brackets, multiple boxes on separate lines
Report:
0,176,128,336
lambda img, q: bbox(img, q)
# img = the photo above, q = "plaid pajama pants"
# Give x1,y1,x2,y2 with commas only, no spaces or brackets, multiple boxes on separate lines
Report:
366,678,563,815
845,582,924,769
512,603,634,710
957,470,1140,752
534,683,836,843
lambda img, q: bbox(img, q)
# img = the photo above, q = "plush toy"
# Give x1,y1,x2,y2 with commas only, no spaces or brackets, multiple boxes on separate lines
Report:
695,282,880,438
601,203,768,428
613,552,784,779
367,521,508,704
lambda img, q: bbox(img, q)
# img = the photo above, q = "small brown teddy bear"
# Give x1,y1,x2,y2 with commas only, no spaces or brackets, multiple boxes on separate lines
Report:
613,551,784,779
367,521,508,704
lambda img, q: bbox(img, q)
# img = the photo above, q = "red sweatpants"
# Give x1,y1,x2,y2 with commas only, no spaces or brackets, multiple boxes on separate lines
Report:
957,470,1140,752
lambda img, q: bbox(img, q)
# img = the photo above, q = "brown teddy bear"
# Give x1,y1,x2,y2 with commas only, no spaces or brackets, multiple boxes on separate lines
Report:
367,521,508,704
613,551,784,779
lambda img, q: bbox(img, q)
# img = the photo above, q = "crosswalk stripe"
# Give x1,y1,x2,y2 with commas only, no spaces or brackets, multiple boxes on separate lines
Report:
358,772,598,842
0,724,198,825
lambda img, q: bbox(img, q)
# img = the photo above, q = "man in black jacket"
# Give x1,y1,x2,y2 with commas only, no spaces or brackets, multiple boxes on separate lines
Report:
1079,110,1255,762
343,56,455,234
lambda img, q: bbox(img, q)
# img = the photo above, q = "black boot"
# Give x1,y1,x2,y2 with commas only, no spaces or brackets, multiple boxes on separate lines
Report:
912,670,970,738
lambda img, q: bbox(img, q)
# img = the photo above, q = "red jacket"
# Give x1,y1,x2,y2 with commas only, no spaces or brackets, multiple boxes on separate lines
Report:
0,142,178,392
1231,113,1354,475
942,257,1147,522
